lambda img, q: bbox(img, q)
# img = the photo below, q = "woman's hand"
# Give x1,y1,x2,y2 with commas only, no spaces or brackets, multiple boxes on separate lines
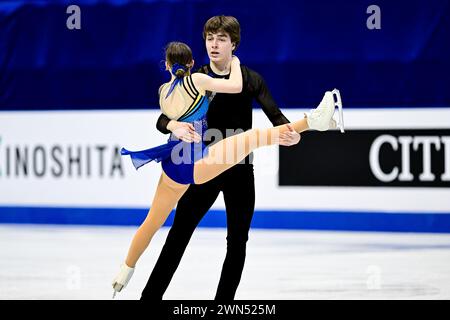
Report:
278,124,301,146
167,120,201,143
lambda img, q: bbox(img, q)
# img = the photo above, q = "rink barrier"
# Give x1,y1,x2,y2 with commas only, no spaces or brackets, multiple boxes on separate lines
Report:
0,206,449,233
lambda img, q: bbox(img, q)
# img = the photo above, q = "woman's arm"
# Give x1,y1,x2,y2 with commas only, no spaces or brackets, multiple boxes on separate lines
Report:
191,56,242,93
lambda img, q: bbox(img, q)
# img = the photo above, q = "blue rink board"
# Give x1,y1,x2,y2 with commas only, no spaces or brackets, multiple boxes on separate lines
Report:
0,206,449,233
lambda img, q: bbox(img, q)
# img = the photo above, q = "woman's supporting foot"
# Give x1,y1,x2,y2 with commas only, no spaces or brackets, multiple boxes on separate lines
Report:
112,263,135,298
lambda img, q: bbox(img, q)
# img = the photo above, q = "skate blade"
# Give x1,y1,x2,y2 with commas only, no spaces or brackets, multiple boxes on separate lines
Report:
331,89,345,133
112,282,123,299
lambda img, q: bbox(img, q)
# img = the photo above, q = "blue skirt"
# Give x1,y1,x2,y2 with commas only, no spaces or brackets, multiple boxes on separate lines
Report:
121,139,209,185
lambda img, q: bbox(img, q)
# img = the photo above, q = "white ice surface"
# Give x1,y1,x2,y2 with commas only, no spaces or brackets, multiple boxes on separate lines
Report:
1,224,450,300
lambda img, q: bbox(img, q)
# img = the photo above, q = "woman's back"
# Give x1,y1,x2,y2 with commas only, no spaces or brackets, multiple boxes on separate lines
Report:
159,75,208,123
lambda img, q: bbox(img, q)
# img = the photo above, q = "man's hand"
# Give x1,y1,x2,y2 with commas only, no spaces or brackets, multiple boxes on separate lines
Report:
167,120,201,143
278,123,301,146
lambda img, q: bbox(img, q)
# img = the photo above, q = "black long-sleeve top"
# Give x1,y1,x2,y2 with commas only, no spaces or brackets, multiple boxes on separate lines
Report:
156,64,291,164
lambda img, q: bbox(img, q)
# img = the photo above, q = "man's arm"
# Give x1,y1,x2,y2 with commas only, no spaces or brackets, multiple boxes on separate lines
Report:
156,113,200,143
251,69,301,146
252,70,290,126
156,113,172,134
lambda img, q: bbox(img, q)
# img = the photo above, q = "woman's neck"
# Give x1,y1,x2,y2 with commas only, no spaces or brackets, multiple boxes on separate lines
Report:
168,70,191,82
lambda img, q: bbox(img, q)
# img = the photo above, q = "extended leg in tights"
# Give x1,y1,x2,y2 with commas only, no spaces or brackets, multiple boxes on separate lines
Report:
194,118,309,184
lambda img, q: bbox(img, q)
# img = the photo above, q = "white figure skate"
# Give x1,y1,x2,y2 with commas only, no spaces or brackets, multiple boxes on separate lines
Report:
307,89,344,132
332,89,345,133
112,263,135,299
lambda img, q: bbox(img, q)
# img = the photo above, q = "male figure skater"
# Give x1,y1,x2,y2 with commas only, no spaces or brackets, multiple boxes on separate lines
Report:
141,15,301,300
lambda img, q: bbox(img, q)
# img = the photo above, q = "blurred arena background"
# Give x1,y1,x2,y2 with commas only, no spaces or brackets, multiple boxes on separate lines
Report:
1,0,450,300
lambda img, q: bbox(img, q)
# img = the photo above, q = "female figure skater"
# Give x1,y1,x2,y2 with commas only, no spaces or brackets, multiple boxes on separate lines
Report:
112,41,343,297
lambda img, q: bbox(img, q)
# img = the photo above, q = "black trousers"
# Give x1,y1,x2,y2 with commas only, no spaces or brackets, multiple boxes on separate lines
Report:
141,164,255,301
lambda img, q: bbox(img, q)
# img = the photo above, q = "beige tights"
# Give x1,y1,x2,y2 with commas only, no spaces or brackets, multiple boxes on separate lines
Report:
194,118,309,184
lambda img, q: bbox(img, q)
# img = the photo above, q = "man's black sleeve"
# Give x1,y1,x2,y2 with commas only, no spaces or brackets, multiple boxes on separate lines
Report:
251,70,291,126
156,113,171,134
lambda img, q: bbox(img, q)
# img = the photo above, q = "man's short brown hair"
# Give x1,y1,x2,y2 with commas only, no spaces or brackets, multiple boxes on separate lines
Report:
203,15,241,52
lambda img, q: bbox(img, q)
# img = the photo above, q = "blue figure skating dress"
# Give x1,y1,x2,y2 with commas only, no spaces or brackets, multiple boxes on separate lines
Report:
121,75,209,185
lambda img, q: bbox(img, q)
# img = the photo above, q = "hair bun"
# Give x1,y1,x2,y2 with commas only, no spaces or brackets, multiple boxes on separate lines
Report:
175,68,186,77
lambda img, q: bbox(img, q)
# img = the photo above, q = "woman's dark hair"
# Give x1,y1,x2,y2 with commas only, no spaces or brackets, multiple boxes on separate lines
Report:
165,42,193,77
